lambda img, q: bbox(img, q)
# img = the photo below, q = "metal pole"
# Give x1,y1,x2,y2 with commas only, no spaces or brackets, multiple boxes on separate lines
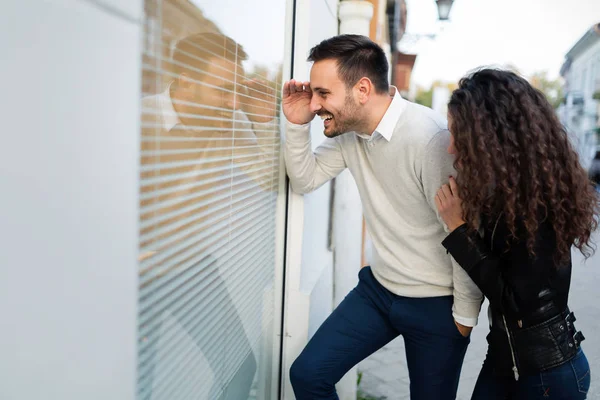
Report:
386,0,400,86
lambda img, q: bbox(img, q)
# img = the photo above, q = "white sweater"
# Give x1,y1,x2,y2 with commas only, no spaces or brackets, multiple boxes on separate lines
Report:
284,90,482,326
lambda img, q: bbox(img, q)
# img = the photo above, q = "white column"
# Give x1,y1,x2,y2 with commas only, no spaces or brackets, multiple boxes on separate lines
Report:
335,3,374,399
339,0,374,37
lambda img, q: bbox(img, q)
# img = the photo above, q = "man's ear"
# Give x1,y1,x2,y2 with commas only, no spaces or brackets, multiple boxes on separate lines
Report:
355,77,373,104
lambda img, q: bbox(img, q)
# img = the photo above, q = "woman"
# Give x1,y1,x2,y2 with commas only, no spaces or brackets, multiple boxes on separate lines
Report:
435,68,597,399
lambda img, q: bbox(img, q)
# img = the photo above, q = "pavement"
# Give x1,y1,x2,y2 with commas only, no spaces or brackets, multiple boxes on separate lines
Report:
357,242,600,400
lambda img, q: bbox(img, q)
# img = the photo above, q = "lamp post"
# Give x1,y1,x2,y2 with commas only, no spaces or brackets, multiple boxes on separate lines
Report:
436,0,454,21
387,0,401,86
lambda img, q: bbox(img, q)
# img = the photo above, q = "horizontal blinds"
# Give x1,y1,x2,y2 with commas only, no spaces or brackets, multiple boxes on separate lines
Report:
138,1,283,399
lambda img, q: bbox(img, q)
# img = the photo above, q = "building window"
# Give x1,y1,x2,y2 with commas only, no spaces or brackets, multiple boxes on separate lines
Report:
137,1,286,399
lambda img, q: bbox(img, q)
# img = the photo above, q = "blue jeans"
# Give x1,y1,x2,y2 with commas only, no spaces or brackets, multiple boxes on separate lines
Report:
471,348,591,399
289,266,470,400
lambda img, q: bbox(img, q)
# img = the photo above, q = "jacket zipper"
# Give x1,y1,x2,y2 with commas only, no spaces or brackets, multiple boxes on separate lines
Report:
490,213,521,381
490,214,520,381
502,314,520,381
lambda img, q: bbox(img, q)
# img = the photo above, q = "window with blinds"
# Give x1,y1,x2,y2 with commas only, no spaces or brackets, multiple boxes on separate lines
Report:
138,1,286,399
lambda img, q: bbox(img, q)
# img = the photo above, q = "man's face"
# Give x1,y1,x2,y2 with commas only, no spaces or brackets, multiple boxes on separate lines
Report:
183,57,242,129
309,59,361,138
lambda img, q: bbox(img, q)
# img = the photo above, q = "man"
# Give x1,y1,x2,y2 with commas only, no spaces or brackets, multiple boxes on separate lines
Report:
283,34,482,399
139,32,279,400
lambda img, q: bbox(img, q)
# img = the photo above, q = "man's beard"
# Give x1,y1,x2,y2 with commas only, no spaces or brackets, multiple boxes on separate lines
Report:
320,95,361,138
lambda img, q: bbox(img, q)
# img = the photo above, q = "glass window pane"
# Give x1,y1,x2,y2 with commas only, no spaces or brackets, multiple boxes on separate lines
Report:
138,1,285,399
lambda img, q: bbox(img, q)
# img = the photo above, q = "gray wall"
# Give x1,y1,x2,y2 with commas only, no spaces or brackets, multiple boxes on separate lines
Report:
0,1,141,399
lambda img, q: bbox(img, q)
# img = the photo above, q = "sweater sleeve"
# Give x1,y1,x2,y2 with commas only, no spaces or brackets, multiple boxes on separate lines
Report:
284,122,347,194
421,129,483,326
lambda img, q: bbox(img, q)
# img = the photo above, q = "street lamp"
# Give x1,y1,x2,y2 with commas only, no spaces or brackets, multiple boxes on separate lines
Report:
436,0,454,21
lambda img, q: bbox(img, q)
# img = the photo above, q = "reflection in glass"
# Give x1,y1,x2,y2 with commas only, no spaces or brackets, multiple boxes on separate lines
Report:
138,1,284,399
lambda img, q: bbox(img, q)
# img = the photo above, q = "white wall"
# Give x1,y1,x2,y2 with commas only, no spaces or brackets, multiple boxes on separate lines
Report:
281,1,373,399
432,86,450,116
281,0,339,398
0,1,141,399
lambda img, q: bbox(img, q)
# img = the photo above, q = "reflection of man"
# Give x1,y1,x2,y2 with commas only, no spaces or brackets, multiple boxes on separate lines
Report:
143,32,280,185
167,32,277,128
139,32,280,400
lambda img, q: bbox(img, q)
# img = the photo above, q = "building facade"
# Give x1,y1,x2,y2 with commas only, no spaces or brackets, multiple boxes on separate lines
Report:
559,22,600,171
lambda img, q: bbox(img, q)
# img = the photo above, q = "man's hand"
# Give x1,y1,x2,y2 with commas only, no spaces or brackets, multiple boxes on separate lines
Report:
455,320,472,337
240,78,277,123
282,79,315,125
435,176,466,232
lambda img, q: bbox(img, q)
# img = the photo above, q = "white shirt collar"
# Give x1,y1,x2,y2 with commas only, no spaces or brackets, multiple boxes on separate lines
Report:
373,86,406,141
159,83,181,132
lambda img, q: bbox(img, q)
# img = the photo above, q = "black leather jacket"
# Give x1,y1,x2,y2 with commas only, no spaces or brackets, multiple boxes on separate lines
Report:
442,214,585,379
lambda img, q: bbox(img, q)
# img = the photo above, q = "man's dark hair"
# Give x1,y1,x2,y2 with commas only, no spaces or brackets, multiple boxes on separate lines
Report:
307,34,389,94
172,32,247,79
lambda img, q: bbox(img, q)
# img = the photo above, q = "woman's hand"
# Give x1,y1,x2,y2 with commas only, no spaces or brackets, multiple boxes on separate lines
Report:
435,176,466,232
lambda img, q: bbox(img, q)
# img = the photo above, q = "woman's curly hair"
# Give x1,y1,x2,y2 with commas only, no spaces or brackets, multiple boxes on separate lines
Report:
447,68,599,264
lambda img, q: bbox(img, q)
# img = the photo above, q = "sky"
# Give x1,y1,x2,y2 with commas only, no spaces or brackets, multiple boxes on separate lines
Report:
403,0,600,88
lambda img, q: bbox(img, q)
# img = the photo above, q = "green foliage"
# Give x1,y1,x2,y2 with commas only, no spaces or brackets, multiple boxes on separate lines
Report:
529,71,564,109
414,86,433,108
